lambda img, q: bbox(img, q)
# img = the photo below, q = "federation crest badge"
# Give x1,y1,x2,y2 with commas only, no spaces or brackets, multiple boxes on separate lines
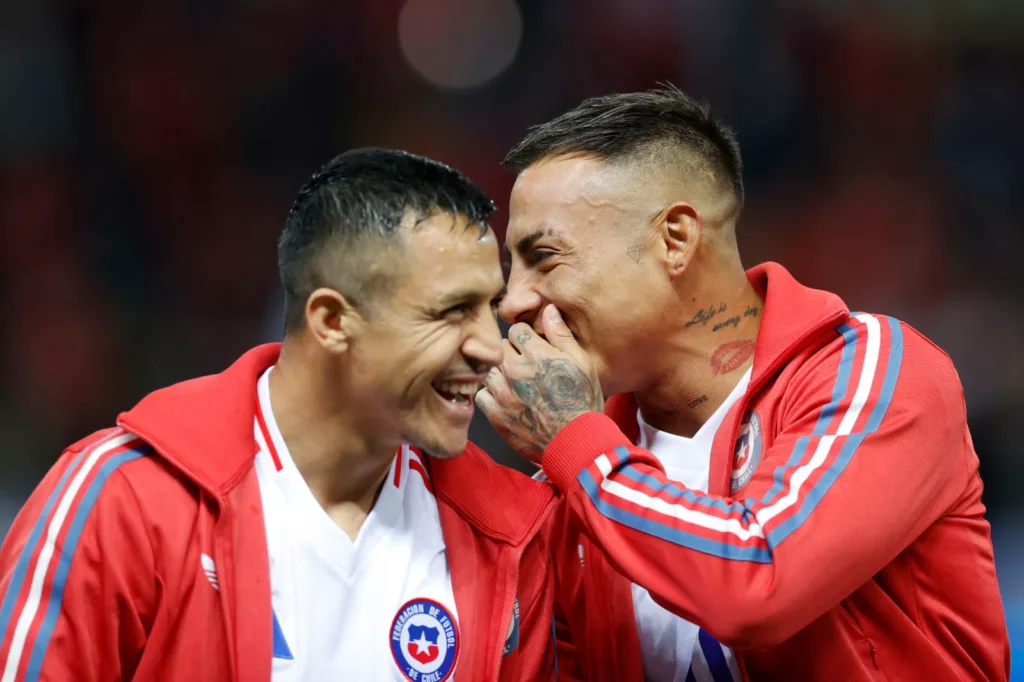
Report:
390,598,460,682
731,410,763,493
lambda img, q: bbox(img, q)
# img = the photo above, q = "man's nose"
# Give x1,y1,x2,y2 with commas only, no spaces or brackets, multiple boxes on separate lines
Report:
499,267,544,327
463,308,504,372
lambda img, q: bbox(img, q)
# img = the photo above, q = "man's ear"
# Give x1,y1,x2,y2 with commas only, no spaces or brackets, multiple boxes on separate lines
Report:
305,287,363,354
657,201,701,279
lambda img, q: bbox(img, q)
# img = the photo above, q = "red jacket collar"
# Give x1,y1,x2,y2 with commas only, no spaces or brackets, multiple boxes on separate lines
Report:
118,343,553,544
744,261,849,385
604,262,849,434
118,343,279,496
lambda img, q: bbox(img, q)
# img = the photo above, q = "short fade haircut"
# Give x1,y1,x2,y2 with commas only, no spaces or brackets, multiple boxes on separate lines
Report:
503,85,744,208
278,148,496,333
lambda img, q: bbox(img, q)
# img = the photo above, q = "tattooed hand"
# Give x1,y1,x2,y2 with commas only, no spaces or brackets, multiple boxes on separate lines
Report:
475,304,603,464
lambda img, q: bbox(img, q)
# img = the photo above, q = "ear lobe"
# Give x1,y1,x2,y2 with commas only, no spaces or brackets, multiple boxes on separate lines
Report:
661,202,701,279
305,287,360,354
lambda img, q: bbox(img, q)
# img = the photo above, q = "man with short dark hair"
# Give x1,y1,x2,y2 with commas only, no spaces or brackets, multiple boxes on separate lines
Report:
0,148,558,682
477,88,1010,681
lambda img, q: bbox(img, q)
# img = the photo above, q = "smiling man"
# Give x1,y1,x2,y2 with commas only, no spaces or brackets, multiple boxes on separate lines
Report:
0,149,558,682
476,88,1009,681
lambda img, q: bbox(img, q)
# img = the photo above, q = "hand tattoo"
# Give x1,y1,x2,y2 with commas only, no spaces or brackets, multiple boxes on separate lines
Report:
535,359,599,413
508,410,544,460
509,377,540,405
507,359,603,449
514,329,533,347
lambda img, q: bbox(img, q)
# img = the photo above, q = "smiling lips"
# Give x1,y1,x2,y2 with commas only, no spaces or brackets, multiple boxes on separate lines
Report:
432,380,482,406
710,340,755,376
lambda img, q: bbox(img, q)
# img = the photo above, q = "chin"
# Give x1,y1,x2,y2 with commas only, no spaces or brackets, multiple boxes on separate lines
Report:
598,369,629,399
408,431,468,460
597,350,644,398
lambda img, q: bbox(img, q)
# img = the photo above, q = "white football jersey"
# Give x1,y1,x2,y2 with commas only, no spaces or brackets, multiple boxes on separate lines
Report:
254,367,460,682
630,369,750,682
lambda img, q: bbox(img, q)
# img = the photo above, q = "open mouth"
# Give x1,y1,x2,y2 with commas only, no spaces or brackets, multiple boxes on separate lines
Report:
431,380,481,408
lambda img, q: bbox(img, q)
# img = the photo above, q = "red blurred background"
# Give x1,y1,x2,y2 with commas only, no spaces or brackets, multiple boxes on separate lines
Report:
0,0,1020,665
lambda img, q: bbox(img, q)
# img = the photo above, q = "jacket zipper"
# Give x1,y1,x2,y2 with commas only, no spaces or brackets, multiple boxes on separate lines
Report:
490,547,521,681
211,505,240,682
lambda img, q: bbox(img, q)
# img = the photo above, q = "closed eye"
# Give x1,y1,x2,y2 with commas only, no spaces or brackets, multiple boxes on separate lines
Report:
527,249,554,265
442,303,474,319
440,286,506,320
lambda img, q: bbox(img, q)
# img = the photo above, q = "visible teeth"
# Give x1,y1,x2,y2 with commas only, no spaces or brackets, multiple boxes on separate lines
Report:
435,382,481,397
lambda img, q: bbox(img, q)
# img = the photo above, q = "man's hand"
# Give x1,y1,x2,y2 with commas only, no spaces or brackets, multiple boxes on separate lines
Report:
475,304,604,464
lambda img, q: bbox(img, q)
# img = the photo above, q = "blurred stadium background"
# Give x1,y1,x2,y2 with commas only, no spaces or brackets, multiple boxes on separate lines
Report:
0,0,1020,673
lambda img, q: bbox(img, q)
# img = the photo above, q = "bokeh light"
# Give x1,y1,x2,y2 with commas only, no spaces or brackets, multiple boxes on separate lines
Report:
398,0,522,90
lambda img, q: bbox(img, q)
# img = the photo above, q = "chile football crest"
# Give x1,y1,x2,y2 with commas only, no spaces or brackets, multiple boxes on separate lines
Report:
390,598,460,682
731,410,763,493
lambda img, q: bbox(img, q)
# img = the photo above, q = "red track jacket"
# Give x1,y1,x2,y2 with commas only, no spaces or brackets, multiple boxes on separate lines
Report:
0,344,558,682
546,263,1010,681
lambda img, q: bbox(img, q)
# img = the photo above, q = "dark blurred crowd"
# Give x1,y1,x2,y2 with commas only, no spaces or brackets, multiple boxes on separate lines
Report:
0,0,1021,608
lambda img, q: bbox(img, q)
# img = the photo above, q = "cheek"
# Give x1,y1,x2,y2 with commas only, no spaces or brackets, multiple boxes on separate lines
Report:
545,264,599,312
360,331,432,390
564,269,656,345
540,272,603,346
399,330,462,384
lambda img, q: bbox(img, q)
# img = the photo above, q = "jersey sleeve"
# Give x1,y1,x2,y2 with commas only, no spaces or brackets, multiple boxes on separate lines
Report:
0,429,158,681
540,314,974,648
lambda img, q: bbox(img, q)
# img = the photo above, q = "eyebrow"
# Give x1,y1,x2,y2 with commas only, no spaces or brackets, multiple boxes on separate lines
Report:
504,229,547,256
437,284,507,309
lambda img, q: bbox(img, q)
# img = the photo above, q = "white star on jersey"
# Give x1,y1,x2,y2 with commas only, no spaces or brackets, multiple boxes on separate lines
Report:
253,367,460,681
411,633,434,655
